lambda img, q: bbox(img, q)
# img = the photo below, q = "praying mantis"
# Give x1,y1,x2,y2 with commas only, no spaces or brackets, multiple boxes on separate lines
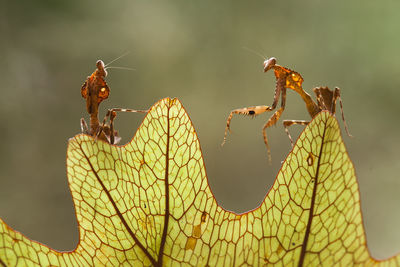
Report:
222,57,351,161
80,59,148,145
79,57,351,160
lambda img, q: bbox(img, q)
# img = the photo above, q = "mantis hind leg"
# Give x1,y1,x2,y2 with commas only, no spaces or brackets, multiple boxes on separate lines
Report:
80,118,89,134
98,108,149,144
282,120,310,148
333,87,352,137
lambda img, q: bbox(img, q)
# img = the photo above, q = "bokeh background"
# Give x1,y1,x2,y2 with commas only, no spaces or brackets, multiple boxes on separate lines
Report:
1,0,400,260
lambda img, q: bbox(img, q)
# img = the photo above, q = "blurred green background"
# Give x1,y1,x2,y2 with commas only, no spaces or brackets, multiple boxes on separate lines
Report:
1,0,399,260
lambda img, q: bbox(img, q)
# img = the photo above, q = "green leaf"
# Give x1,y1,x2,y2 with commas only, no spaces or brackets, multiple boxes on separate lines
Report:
1,98,399,266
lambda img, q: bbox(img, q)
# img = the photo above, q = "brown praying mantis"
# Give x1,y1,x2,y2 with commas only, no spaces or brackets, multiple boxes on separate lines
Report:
80,59,148,145
222,57,351,161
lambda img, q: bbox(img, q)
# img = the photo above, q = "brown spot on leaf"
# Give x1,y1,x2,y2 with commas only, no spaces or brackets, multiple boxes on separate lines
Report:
277,244,283,254
201,212,207,223
186,212,206,250
307,152,314,166
193,224,201,238
185,237,197,250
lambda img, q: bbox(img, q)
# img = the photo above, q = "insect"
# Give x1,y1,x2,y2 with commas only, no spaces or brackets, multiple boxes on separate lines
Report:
80,59,148,144
222,57,351,161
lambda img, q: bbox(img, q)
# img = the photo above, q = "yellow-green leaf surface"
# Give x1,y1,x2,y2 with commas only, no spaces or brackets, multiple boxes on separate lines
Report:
1,98,399,266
